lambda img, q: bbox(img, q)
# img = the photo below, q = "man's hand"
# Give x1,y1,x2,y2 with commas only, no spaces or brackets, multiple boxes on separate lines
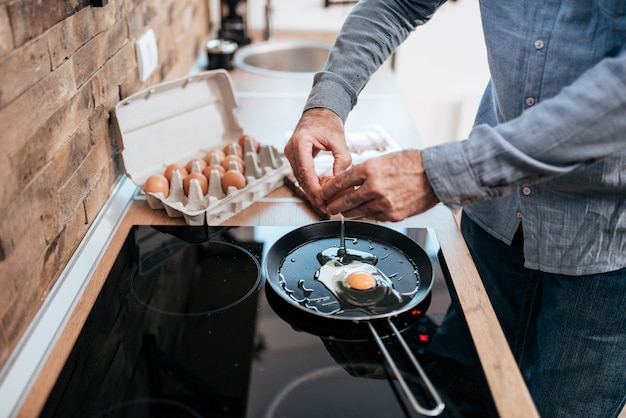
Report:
284,108,351,207
321,149,440,222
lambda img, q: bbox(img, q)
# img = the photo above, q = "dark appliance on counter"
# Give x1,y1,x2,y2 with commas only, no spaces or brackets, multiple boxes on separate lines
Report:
218,0,250,46
40,224,497,417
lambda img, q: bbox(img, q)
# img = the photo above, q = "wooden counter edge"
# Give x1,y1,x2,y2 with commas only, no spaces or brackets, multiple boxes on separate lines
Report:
433,212,540,418
19,200,539,418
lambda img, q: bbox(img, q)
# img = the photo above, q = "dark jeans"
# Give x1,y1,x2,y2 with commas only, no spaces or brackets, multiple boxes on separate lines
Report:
460,212,626,418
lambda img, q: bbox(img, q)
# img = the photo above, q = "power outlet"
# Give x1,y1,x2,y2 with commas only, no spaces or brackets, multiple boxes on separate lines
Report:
135,29,158,82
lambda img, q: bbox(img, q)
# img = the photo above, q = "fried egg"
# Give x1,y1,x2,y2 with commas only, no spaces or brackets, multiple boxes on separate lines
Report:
315,260,401,307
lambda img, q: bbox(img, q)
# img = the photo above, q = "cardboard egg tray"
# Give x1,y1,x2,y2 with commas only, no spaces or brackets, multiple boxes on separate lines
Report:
113,69,291,225
143,139,289,225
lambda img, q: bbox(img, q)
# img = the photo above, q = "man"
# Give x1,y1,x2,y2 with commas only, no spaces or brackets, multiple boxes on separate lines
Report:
284,0,626,416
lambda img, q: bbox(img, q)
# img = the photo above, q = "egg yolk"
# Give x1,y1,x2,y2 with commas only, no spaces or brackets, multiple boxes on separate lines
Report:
346,271,377,290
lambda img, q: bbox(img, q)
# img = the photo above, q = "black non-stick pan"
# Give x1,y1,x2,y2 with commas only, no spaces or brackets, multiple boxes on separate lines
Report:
263,220,445,416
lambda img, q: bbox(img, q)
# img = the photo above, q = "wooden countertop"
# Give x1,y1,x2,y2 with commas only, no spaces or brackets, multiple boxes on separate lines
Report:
20,63,539,418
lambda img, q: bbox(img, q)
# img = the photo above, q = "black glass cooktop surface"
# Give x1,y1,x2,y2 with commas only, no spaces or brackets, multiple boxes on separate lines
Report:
40,225,497,418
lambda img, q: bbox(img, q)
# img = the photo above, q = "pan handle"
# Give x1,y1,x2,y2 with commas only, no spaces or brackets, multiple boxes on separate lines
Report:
367,319,445,417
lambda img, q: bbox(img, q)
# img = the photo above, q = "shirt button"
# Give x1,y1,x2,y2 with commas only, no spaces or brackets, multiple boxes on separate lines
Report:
525,96,536,107
534,39,545,50
522,186,531,195
516,211,523,218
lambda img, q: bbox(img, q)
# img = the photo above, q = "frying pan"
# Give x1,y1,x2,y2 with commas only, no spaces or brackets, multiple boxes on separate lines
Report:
263,220,445,416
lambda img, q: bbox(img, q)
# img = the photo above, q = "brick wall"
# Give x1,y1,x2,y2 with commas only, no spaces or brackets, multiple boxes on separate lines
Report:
0,0,211,370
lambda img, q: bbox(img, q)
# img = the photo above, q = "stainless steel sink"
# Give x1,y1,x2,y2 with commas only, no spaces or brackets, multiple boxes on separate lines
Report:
233,40,331,77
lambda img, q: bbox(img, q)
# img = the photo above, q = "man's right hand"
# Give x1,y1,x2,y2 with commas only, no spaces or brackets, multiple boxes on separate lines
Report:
284,108,352,208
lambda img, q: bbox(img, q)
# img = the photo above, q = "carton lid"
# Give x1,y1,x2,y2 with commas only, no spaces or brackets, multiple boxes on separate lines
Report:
114,69,243,186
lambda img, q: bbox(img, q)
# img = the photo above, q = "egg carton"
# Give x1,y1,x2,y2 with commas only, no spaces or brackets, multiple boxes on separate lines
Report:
143,139,290,225
113,69,292,225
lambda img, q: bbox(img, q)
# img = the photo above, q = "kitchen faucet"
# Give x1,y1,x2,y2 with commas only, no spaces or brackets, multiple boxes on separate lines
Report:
263,0,273,40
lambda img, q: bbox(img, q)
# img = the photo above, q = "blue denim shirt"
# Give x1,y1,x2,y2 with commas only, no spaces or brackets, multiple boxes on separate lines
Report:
305,0,626,275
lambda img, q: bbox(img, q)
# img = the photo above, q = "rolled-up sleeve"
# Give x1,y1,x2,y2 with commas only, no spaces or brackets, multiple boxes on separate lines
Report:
304,0,445,122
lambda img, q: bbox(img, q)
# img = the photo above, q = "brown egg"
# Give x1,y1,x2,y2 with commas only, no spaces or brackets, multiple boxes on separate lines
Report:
202,164,225,178
319,175,352,202
164,164,188,183
223,142,243,159
221,170,247,193
144,174,170,197
204,149,225,164
221,155,245,173
183,172,209,196
238,134,260,153
185,158,207,174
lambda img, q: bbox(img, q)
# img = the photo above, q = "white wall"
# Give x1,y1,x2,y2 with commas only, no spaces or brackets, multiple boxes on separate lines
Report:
395,1,489,146
245,0,490,147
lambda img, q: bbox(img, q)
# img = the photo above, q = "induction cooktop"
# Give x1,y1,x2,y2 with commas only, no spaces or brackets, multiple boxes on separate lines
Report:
39,224,497,418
